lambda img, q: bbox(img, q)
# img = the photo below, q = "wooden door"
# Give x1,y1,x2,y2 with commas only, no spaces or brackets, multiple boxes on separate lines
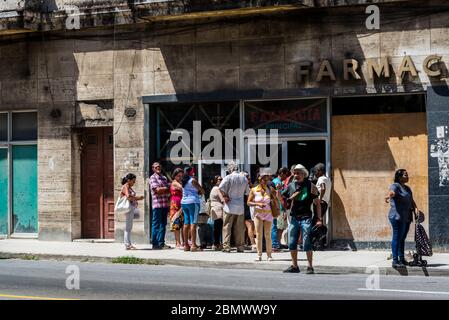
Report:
81,127,114,239
103,128,115,239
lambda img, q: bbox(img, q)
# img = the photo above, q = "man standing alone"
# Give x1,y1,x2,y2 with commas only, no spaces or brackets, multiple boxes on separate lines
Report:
219,162,249,253
149,162,171,249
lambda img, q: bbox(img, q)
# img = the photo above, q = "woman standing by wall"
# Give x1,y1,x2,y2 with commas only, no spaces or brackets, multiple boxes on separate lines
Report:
120,173,144,250
170,168,185,250
209,176,225,251
385,169,420,268
247,169,280,261
181,166,205,252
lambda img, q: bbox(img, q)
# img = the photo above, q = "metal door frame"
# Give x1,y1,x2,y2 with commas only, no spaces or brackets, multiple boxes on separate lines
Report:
0,111,38,238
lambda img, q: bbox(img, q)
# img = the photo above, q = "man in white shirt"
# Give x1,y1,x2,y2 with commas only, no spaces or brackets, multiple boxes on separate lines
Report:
219,162,250,253
314,163,332,249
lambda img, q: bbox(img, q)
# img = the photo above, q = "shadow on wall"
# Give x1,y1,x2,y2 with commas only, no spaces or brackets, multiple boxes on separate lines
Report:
331,189,356,251
331,110,428,247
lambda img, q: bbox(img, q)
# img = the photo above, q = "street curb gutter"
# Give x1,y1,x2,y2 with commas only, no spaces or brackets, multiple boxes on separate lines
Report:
1,252,448,277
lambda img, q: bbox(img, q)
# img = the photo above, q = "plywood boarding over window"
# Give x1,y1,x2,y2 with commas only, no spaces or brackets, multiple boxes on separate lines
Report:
331,113,428,242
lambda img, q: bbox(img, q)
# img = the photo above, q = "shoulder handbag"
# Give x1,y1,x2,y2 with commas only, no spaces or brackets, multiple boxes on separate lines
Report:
269,187,281,218
205,198,212,216
115,196,131,214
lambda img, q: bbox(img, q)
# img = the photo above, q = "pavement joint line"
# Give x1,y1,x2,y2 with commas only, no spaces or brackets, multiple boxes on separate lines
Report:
0,293,80,300
358,288,449,295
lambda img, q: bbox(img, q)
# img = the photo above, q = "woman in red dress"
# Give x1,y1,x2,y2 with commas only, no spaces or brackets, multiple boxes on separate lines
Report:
170,168,185,249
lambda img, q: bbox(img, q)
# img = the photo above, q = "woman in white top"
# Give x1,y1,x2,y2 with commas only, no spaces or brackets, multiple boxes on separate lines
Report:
209,176,225,250
120,173,144,250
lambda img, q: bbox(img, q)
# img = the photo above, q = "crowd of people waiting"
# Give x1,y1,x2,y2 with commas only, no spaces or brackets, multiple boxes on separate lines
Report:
120,161,332,274
119,164,425,272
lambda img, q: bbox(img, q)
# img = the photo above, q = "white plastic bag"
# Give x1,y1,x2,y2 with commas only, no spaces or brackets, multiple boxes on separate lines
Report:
115,196,131,214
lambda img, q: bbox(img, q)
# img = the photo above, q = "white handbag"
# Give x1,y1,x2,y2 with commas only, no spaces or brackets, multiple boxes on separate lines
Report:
115,196,131,214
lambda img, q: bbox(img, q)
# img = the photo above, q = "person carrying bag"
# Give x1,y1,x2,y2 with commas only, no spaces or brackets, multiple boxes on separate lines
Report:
118,173,144,250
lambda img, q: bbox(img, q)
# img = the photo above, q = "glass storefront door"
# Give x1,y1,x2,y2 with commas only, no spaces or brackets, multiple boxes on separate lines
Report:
245,138,328,182
0,111,38,237
198,160,227,198
0,148,8,235
12,145,38,233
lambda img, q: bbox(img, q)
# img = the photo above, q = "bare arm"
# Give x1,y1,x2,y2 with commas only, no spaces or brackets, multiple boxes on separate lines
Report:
319,182,326,201
150,177,170,195
155,187,170,195
122,186,143,201
412,199,419,212
216,188,226,203
312,185,322,222
385,190,395,203
247,189,263,208
171,180,182,191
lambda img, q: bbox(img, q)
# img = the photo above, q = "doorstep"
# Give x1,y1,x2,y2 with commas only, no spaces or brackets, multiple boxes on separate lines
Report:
72,239,116,244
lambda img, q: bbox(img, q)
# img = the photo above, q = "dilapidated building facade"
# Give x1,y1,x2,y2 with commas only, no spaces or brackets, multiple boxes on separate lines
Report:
0,0,448,251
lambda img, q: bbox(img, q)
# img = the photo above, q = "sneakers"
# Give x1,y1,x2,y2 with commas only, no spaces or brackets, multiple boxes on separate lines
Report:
251,245,257,253
283,265,300,273
267,257,273,262
306,267,315,274
255,256,262,262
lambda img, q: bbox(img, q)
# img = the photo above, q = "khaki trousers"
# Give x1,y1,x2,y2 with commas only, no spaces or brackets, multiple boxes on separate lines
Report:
222,212,245,251
254,217,272,257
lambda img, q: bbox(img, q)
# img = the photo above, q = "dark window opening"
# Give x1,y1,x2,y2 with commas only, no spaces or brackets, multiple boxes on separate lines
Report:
332,94,426,116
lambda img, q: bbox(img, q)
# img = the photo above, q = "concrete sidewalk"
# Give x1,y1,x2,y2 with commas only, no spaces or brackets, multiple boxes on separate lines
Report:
1,239,449,276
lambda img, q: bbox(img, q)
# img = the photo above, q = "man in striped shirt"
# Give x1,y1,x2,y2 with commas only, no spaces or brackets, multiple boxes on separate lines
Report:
149,162,171,249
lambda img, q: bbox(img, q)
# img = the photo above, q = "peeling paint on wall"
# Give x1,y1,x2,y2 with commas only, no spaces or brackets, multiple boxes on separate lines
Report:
124,151,139,170
430,126,449,187
48,157,55,171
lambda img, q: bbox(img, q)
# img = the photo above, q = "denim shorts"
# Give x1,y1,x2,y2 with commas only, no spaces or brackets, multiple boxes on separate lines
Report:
288,216,313,251
182,203,199,225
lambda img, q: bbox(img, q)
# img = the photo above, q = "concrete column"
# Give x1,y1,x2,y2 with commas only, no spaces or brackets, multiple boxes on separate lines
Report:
426,86,449,251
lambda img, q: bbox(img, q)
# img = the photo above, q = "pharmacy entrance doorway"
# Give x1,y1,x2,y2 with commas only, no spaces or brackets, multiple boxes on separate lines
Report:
245,137,328,183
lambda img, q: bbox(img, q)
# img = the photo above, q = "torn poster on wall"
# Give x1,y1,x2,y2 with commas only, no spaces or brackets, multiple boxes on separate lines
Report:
430,125,449,187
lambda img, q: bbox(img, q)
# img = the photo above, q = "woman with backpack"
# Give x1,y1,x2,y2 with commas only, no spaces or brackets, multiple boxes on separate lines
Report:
120,173,144,250
385,169,420,268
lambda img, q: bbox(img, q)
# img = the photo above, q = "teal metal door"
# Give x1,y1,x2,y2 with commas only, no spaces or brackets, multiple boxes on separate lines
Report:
12,145,37,233
0,149,7,235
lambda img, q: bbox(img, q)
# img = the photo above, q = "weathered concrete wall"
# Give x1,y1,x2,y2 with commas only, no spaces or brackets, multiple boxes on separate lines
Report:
1,3,448,243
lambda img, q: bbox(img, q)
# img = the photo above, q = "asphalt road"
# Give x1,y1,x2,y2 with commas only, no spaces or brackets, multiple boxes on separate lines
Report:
1,259,449,300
